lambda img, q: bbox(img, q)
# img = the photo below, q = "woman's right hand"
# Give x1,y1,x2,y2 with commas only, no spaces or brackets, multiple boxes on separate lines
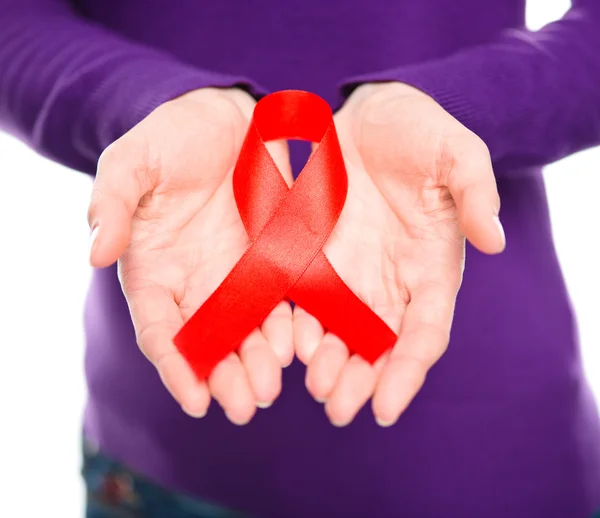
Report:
87,87,294,424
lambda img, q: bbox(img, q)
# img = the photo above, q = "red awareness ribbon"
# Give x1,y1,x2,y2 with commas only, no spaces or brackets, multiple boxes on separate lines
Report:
174,90,397,380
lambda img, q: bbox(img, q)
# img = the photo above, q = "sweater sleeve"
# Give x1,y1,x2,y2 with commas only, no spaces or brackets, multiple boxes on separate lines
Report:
340,0,600,176
0,0,264,174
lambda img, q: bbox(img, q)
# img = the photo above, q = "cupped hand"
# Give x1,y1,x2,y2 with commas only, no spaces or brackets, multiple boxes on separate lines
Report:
293,82,505,427
88,87,294,424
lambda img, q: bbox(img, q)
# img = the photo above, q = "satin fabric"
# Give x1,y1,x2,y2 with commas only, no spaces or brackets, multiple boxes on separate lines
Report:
174,91,396,379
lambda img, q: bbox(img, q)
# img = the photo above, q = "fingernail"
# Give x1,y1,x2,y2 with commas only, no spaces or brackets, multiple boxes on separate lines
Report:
493,216,506,248
314,396,326,404
330,417,351,428
256,401,272,409
375,417,396,428
225,411,251,426
89,224,100,256
325,405,351,427
182,406,207,419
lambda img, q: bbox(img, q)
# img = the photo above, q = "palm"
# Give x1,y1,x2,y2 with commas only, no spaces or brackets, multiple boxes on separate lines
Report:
294,83,503,426
90,89,294,424
323,135,463,334
121,160,248,325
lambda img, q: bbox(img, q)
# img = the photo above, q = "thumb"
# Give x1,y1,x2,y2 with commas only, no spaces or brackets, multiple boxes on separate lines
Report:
88,141,150,268
442,133,506,255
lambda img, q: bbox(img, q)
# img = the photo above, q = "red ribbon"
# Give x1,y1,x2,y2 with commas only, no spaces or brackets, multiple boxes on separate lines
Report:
174,90,397,380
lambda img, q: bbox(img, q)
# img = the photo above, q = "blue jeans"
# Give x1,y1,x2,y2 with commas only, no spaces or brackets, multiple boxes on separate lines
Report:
82,440,251,518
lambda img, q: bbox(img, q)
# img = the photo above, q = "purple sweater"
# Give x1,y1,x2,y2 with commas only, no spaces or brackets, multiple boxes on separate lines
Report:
1,1,600,517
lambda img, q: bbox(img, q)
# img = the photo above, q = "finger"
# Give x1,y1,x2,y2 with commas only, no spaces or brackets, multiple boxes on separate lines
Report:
88,140,151,268
293,305,325,364
261,301,294,367
265,139,293,187
305,333,349,403
157,353,211,418
442,133,505,255
128,283,211,417
208,352,257,425
372,280,456,426
238,328,282,408
324,351,389,427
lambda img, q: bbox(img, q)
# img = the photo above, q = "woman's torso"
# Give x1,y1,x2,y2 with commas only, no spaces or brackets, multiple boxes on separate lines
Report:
79,1,600,516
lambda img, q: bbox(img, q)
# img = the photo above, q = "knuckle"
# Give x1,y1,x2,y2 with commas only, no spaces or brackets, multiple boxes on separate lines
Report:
86,198,98,225
135,324,156,361
471,135,492,167
441,130,493,188
447,130,490,164
97,141,122,173
463,132,492,169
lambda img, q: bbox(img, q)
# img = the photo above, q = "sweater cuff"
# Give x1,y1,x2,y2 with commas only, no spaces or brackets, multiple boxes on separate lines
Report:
45,53,268,173
123,68,267,134
83,57,268,163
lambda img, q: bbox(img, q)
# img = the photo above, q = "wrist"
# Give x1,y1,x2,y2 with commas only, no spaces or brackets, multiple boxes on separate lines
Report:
170,86,256,120
344,81,437,134
349,81,432,108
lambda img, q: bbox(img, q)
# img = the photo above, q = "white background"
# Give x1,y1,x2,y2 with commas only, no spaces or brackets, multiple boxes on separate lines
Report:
0,1,597,516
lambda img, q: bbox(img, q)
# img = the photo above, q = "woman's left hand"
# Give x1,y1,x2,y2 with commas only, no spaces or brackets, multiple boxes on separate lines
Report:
293,82,505,427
